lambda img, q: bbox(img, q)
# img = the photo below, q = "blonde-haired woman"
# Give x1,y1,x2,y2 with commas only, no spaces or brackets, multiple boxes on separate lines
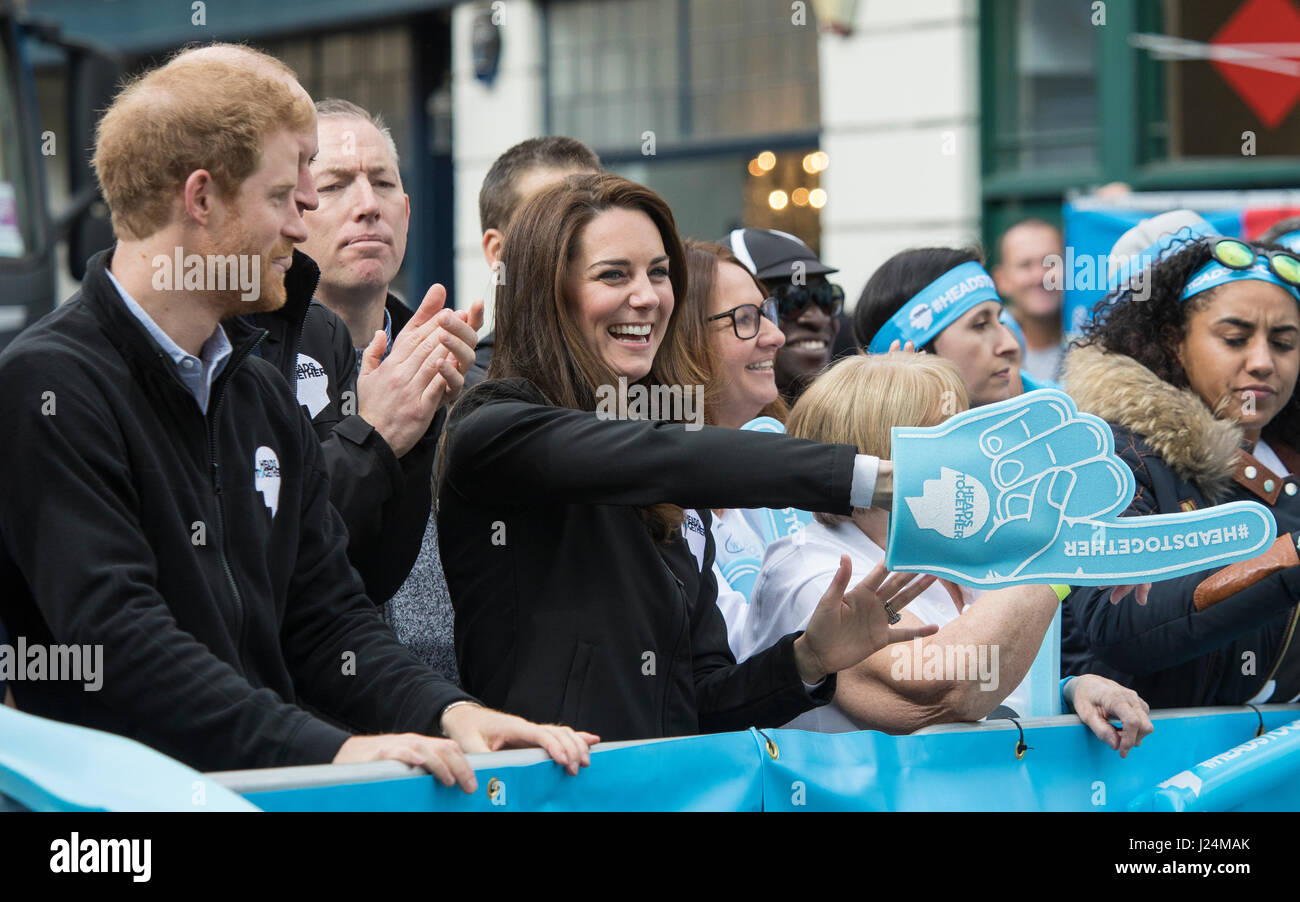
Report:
748,352,1154,755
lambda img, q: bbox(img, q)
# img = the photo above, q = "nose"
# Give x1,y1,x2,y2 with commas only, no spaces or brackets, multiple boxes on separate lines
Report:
757,314,786,349
994,321,1021,360
626,268,661,311
284,197,309,244
351,176,381,221
296,163,319,215
1246,335,1276,377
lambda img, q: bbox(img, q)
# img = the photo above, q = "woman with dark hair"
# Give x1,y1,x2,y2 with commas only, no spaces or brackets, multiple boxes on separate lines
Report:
852,247,1047,405
437,174,937,741
1062,235,1300,707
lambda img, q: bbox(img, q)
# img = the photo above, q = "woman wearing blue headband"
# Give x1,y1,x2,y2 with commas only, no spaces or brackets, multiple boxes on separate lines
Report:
853,247,1042,407
1061,235,1300,709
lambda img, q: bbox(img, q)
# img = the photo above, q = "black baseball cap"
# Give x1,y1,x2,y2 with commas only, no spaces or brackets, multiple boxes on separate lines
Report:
726,228,838,282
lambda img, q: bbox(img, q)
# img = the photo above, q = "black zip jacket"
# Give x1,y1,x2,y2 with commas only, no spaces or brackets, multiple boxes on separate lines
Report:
438,378,858,742
247,266,440,604
0,249,473,771
1062,345,1300,707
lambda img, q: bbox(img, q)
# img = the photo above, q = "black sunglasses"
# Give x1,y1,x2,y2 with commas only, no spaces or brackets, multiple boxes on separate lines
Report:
707,297,780,340
772,281,844,321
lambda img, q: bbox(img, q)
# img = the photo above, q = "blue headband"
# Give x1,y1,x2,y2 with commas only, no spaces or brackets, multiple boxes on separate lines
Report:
1109,222,1216,291
1180,260,1300,303
868,261,1001,353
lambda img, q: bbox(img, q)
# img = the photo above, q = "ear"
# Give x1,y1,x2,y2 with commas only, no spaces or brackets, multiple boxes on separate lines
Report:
482,228,504,268
403,192,411,228
183,169,221,227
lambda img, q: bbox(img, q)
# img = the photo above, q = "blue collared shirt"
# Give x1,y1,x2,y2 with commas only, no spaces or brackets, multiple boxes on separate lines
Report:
353,307,394,379
108,270,232,414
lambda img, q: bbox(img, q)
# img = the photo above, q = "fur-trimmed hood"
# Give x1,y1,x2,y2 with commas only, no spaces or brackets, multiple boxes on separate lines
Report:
1061,343,1242,501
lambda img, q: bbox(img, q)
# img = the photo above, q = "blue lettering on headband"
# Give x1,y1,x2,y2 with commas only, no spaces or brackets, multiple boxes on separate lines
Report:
1180,260,1300,303
868,261,1001,353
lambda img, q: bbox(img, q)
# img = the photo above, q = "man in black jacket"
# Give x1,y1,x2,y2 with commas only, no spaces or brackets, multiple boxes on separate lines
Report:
0,46,594,788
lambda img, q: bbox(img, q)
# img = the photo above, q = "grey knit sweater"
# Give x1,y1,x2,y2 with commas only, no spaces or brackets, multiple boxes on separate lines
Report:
383,511,460,685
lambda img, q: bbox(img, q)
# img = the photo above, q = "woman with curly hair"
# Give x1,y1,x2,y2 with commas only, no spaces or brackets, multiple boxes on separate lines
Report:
1062,234,1300,708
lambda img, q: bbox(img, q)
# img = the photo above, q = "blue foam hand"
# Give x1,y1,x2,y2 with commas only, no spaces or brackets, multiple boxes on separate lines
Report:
885,389,1277,587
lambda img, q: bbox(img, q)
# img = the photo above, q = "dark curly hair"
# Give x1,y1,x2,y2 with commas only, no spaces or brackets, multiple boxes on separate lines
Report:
1077,236,1300,450
852,247,984,351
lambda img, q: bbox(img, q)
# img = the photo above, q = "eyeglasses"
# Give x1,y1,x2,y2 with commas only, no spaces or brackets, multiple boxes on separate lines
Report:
1208,236,1300,286
772,281,844,321
707,297,780,340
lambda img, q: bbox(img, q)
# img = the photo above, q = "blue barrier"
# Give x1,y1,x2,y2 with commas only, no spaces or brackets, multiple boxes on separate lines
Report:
1129,718,1300,812
7,704,1300,811
0,705,256,811
226,707,1300,813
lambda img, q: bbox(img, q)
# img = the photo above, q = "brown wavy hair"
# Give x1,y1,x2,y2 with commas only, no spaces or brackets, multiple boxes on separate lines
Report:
683,240,788,425
488,173,708,541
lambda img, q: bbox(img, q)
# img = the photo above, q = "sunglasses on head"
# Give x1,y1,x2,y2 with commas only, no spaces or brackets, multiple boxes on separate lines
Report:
771,281,844,321
1207,236,1300,286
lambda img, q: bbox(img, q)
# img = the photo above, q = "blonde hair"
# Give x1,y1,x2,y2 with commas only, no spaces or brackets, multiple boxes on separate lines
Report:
787,352,969,526
93,45,314,240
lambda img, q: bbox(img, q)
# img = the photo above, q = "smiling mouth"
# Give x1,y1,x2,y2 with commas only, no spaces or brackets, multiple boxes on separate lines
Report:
746,360,775,372
609,323,652,345
788,339,827,351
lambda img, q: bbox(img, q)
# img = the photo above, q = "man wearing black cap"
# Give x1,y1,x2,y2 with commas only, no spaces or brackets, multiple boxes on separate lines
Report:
728,228,854,403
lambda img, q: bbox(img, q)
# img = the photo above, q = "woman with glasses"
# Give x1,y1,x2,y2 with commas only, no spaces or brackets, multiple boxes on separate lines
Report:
853,247,1039,407
671,240,800,657
1062,235,1300,708
727,228,846,404
437,174,938,742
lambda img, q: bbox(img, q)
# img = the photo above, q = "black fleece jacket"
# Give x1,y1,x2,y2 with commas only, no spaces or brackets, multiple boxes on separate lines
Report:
0,249,473,772
247,265,440,604
438,378,858,742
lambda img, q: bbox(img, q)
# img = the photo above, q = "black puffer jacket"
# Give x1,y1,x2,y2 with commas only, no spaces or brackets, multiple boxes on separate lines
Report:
247,263,439,603
1062,344,1300,707
437,378,866,742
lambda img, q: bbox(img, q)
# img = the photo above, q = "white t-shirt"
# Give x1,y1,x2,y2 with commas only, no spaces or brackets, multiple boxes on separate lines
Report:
748,518,1042,732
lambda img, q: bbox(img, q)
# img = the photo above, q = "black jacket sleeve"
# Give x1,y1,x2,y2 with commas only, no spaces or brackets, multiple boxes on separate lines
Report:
281,410,474,736
687,516,836,732
311,326,436,604
443,380,858,513
1066,438,1300,676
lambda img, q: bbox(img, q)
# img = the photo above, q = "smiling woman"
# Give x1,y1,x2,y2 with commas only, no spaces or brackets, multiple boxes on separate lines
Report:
436,173,938,742
1061,236,1300,711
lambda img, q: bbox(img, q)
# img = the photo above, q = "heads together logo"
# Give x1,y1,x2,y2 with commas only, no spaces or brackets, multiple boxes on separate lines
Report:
906,269,994,341
905,467,990,540
151,248,261,301
595,377,704,431
254,446,281,517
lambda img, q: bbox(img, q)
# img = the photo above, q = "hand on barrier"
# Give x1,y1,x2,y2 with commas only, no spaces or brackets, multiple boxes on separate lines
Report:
439,703,599,777
793,556,939,684
1065,674,1154,758
333,733,479,793
886,389,1276,587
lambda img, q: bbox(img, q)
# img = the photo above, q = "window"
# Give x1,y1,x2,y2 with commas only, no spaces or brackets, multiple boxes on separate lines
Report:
987,0,1099,173
0,38,34,259
1136,0,1300,162
547,0,820,153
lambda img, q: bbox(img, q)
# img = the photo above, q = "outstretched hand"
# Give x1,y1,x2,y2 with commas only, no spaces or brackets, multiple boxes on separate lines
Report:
793,556,939,684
